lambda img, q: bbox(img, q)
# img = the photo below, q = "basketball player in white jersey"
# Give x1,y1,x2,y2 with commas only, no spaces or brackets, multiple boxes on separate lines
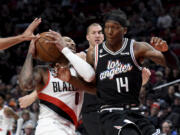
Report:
0,93,19,135
19,36,95,135
0,18,41,50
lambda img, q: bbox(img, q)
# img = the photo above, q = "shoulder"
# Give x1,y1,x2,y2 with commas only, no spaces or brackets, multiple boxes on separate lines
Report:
34,65,49,74
86,46,95,66
133,41,154,55
34,65,49,84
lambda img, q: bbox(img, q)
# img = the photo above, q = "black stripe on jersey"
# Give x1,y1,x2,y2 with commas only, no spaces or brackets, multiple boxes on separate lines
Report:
39,99,74,125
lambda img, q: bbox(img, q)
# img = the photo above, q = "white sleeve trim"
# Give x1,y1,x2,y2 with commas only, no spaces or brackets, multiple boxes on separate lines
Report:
130,40,142,70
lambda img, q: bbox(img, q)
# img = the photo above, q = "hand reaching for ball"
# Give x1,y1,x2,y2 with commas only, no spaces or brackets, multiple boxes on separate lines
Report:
150,37,168,52
45,30,66,52
28,34,40,58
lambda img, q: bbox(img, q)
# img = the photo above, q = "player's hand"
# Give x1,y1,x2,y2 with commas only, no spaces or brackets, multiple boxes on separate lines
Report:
54,63,71,82
28,35,40,58
76,52,86,60
45,30,66,52
142,67,151,86
150,37,168,52
18,95,35,108
21,18,41,41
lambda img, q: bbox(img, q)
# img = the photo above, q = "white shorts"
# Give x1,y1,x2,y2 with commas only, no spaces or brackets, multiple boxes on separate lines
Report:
35,117,76,135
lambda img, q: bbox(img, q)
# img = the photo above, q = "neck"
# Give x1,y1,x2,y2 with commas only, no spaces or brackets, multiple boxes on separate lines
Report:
89,43,95,49
106,38,124,52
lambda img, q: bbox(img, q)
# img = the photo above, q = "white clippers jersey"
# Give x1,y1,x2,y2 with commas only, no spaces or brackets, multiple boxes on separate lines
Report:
0,106,14,134
38,67,84,127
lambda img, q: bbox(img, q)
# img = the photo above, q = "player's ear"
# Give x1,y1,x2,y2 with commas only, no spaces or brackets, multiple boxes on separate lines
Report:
102,34,105,41
123,27,127,35
86,34,90,41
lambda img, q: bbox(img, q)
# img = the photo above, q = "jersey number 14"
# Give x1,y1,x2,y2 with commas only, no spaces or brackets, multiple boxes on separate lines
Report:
116,77,129,93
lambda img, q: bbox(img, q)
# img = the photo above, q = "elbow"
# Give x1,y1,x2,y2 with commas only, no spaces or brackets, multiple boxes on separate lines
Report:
19,79,34,91
19,80,26,90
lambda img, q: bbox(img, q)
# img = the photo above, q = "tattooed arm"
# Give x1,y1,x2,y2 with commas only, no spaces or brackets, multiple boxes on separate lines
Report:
19,39,47,91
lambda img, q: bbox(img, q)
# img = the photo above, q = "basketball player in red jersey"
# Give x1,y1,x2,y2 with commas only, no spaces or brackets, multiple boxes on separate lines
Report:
0,18,41,50
19,36,95,135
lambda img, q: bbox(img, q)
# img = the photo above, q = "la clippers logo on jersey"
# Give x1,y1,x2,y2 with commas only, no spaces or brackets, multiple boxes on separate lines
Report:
99,60,133,80
52,81,78,92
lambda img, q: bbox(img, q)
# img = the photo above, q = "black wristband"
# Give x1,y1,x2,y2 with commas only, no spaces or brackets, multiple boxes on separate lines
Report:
162,49,180,70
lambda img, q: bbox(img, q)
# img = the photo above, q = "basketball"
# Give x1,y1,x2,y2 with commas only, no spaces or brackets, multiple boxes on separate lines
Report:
35,32,66,62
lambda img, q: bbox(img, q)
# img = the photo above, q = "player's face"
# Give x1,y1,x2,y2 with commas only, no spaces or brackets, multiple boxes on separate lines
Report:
86,25,104,47
104,20,127,45
63,37,76,53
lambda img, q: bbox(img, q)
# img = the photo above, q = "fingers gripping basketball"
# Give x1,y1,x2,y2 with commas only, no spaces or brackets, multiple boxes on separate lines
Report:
35,32,65,62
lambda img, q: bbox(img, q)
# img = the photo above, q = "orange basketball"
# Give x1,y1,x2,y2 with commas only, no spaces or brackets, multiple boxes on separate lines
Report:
35,32,66,63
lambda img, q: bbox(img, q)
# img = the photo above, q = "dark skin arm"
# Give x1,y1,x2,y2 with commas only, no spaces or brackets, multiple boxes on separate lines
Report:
134,41,166,66
69,76,96,95
134,37,179,70
55,65,96,95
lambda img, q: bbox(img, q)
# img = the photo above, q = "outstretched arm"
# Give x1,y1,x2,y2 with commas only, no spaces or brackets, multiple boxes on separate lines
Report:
150,37,180,70
0,18,41,50
55,65,96,94
135,37,180,70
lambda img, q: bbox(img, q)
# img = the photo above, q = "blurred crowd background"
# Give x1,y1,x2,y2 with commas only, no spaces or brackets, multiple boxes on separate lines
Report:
0,0,180,135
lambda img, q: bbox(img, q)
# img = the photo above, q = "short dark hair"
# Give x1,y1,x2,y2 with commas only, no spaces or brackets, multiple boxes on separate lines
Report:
104,9,128,27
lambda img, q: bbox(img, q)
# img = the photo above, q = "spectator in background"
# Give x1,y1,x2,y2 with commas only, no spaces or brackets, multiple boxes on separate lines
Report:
23,121,35,135
172,69,180,80
154,71,167,98
164,86,176,106
0,92,19,135
171,26,180,44
157,10,172,29
160,120,178,135
167,93,180,128
146,94,155,112
158,102,171,126
16,109,35,135
171,93,180,114
148,102,160,128
164,67,173,82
